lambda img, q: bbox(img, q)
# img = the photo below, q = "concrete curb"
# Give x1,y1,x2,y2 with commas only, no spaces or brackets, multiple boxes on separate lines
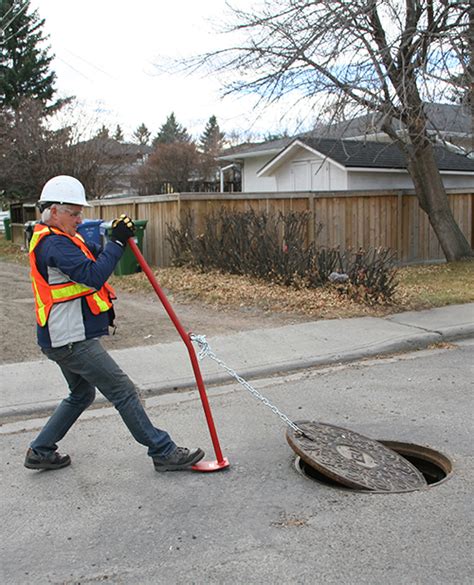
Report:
3,326,471,423
136,325,474,395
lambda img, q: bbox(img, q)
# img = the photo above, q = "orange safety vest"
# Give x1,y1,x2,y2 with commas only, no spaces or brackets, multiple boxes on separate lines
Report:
29,224,116,327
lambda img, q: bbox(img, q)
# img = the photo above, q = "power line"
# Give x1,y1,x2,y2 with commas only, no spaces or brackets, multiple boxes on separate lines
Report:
56,56,93,81
62,47,118,80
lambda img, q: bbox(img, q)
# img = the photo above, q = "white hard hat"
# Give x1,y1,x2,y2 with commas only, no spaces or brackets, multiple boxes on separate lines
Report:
39,176,91,208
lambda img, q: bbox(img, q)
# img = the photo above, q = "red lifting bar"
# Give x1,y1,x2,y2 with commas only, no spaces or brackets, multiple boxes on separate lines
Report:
128,238,230,472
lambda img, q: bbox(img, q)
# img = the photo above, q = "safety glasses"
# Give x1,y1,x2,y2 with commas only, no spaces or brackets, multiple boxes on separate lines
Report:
60,207,83,218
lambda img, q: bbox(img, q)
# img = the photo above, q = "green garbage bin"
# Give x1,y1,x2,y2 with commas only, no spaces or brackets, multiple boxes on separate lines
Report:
107,219,148,276
3,217,11,240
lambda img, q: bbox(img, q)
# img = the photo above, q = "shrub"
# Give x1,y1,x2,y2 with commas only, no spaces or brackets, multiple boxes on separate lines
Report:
166,210,194,266
344,247,399,304
166,208,398,303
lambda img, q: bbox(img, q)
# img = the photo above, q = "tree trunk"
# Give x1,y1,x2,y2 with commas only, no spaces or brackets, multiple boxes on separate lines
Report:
407,140,473,262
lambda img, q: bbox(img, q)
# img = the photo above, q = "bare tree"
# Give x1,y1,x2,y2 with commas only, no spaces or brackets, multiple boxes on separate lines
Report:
0,98,70,201
137,142,201,194
52,102,137,198
185,0,472,261
0,98,135,201
66,137,137,199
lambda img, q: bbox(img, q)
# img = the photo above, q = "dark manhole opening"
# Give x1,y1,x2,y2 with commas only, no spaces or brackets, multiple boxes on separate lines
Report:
295,441,453,493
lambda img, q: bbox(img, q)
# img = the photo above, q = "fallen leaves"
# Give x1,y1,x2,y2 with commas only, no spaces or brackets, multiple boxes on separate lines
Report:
111,259,474,320
112,267,396,320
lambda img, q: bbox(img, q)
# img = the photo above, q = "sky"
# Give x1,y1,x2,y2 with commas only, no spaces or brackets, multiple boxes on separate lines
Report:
29,0,302,143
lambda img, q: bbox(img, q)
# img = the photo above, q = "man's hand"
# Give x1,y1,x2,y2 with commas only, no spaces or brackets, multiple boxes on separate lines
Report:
111,214,136,247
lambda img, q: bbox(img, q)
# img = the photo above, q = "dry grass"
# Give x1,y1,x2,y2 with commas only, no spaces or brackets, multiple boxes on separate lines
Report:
394,261,474,309
2,234,472,319
112,259,474,320
0,236,29,265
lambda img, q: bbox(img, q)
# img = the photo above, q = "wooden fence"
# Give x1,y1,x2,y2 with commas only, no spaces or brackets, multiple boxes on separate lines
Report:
82,189,473,267
10,189,470,263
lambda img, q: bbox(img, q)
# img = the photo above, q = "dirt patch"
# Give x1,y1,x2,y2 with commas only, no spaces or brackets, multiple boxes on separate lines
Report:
0,260,311,365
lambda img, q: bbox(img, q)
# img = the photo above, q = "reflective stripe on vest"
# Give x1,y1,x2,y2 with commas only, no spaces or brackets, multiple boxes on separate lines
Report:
50,282,92,300
31,277,48,327
29,224,116,327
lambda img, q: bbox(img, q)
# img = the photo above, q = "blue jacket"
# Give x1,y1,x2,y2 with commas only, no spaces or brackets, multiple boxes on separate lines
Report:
34,231,123,348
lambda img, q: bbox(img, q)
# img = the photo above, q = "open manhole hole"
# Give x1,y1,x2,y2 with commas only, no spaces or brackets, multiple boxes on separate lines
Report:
287,421,453,493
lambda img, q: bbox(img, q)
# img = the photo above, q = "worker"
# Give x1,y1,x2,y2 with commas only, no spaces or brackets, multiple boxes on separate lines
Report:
24,175,204,472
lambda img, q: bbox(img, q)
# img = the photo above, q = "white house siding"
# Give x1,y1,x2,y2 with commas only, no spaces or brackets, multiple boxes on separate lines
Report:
319,161,347,190
438,174,474,189
242,156,276,192
274,157,347,191
347,171,415,190
347,170,474,190
274,160,310,190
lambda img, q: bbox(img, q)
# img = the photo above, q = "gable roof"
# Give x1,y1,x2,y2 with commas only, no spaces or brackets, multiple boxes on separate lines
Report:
220,136,293,160
258,137,474,177
75,138,152,158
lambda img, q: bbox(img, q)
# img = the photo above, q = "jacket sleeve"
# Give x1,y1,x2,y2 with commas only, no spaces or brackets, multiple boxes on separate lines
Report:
87,240,103,258
42,235,124,290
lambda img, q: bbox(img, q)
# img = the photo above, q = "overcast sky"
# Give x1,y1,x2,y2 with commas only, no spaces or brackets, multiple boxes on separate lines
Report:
30,0,303,142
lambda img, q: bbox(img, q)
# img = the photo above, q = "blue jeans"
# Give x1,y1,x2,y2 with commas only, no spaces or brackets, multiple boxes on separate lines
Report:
31,338,176,460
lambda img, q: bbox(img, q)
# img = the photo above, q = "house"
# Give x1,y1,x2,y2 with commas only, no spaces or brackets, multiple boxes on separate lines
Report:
74,138,152,196
219,103,474,192
314,103,473,155
257,137,474,191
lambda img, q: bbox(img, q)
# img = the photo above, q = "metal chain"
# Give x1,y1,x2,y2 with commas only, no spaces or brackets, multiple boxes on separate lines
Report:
190,334,302,433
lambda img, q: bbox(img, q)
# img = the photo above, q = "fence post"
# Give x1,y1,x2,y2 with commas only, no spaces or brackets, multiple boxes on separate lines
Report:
308,193,315,246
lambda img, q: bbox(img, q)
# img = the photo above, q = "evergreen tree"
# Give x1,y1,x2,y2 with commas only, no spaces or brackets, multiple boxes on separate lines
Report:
96,124,110,139
263,130,289,142
113,124,124,142
198,115,225,184
133,122,151,145
152,112,190,146
199,115,225,154
0,0,60,110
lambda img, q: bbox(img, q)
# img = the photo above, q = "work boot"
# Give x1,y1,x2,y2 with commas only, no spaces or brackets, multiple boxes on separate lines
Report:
153,447,204,472
24,448,71,470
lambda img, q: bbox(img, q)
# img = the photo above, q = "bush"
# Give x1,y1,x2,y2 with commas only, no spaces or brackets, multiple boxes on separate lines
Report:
166,208,398,303
336,248,398,304
166,210,194,266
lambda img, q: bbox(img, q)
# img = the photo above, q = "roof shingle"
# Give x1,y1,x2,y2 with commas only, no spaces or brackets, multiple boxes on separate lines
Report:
299,137,474,172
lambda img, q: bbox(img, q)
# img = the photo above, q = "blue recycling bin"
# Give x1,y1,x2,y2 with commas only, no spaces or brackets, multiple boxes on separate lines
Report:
77,219,103,246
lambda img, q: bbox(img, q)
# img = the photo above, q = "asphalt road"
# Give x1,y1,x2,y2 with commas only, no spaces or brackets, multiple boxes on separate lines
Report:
1,340,473,584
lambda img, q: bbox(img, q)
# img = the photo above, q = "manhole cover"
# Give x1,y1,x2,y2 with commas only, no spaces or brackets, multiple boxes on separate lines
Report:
287,421,427,492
